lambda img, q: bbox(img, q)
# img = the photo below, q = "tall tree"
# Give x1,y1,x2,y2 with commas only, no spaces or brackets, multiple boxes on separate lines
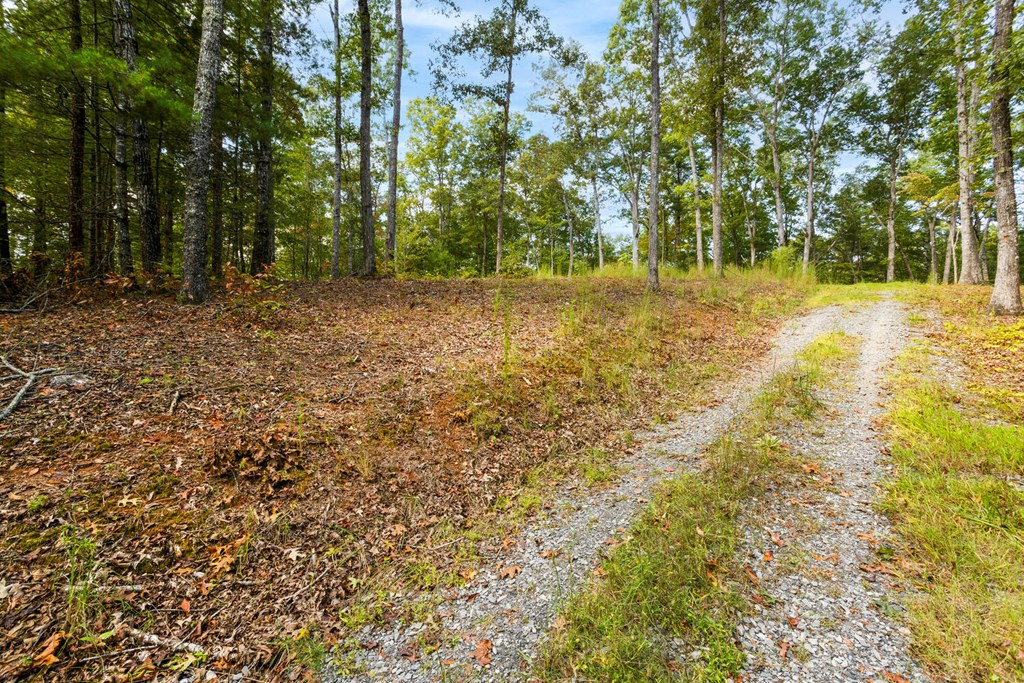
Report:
855,19,933,282
330,0,343,279
435,0,562,274
0,2,9,275
954,0,985,283
68,0,86,260
180,0,225,303
988,0,1021,314
687,138,705,273
251,5,275,275
358,0,375,276
647,0,661,290
385,0,404,271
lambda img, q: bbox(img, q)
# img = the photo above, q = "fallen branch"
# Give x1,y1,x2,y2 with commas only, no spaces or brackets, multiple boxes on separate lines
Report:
166,390,181,415
125,628,227,659
0,357,60,421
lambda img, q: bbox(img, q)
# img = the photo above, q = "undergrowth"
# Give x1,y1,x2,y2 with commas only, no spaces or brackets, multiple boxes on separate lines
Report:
533,332,857,682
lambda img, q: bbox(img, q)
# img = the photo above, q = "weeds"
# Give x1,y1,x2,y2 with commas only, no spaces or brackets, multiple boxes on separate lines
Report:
533,333,856,682
60,525,100,637
881,342,1024,682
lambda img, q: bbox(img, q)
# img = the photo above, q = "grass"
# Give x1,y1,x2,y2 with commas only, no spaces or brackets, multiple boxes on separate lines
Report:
881,341,1024,683
532,331,857,682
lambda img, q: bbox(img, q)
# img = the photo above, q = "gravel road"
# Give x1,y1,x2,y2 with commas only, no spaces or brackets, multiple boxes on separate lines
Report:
736,298,927,682
324,299,923,683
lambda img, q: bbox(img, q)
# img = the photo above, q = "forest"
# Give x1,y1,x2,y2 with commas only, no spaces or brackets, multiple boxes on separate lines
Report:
0,0,1020,307
1,0,1024,681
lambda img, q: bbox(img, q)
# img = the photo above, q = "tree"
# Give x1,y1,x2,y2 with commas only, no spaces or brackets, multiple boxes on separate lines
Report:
68,0,86,260
789,1,864,276
385,0,403,271
855,19,933,282
251,4,276,275
647,0,661,290
953,0,986,284
988,0,1021,314
180,0,225,303
358,0,375,276
434,0,562,274
0,2,9,275
330,0,343,279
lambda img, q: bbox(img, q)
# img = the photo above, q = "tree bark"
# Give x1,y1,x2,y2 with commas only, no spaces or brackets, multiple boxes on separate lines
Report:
591,174,603,269
768,128,786,248
113,106,131,275
885,150,900,282
647,0,660,290
358,0,376,276
928,213,937,283
802,137,815,277
711,0,725,279
561,185,574,278
494,4,519,276
955,7,984,284
0,3,11,274
251,9,275,275
988,0,1021,314
331,0,343,279
630,185,640,269
688,138,704,274
179,0,224,303
68,0,86,259
210,133,224,278
385,0,403,271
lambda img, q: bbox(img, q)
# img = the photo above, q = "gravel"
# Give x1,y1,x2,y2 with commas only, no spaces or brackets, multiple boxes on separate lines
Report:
735,297,928,682
323,301,921,683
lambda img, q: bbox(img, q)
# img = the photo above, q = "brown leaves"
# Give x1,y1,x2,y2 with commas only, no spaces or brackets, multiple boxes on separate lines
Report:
32,632,64,668
499,564,521,580
471,639,492,666
540,547,561,559
882,671,910,683
763,550,775,562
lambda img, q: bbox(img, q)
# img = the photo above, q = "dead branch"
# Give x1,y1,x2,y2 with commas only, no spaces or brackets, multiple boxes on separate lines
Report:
0,357,60,421
125,627,227,659
166,390,181,415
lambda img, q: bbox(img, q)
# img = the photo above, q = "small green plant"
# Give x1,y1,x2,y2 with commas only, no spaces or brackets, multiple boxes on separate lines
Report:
60,525,99,637
27,494,48,514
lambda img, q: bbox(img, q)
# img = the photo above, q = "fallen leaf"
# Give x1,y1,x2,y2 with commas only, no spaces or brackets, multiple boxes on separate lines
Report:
540,547,561,559
779,641,791,660
763,550,774,562
787,616,799,628
770,531,784,547
33,632,64,668
499,565,521,580
882,671,910,683
180,598,191,614
695,526,705,537
472,639,492,666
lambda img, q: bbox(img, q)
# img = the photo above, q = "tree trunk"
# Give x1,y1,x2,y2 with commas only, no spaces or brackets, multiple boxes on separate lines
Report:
68,0,86,260
942,211,955,285
591,174,604,270
688,138,704,274
710,0,725,279
163,177,174,269
179,0,224,303
802,139,815,277
0,3,11,274
928,213,937,283
561,186,574,278
647,0,660,290
955,10,984,284
32,192,47,281
358,0,376,276
210,133,224,278
989,1,1021,312
330,0,342,278
113,108,132,275
769,129,786,247
885,151,899,282
251,8,275,275
630,185,640,270
385,0,403,271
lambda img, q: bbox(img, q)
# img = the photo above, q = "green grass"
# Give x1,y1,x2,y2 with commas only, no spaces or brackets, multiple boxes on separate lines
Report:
532,332,857,682
881,344,1024,682
803,281,923,309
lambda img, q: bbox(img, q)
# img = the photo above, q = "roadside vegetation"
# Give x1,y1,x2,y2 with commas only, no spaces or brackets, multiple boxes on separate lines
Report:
0,270,802,680
881,286,1024,682
534,331,858,682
